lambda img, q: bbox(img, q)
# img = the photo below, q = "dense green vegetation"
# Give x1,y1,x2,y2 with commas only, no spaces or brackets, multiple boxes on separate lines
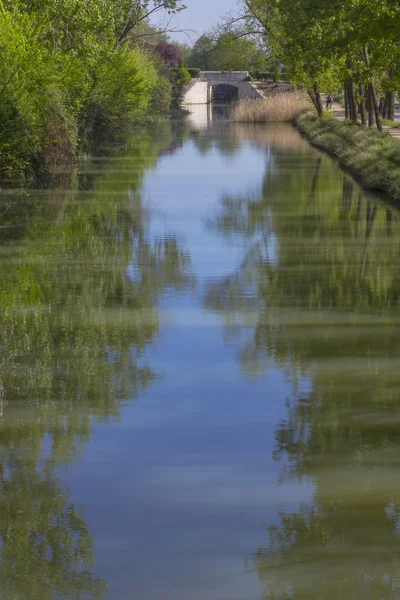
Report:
239,0,400,128
0,0,185,179
187,28,270,72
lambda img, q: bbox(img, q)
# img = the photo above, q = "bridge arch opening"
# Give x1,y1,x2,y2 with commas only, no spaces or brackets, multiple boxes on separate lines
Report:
211,84,238,103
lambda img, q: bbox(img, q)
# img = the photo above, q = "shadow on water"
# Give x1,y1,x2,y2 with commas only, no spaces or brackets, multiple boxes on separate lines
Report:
203,133,400,597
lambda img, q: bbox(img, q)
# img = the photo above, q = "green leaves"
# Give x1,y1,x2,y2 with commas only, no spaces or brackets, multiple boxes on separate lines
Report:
0,0,185,176
243,0,400,110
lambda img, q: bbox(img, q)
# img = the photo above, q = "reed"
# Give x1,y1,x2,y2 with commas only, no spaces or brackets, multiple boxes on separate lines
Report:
231,93,310,123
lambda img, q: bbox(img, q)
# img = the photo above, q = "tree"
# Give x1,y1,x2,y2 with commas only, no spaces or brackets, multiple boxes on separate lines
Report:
154,41,182,66
115,0,187,47
240,0,400,127
188,27,269,71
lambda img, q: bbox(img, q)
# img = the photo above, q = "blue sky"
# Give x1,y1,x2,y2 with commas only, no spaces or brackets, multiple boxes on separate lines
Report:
152,0,237,45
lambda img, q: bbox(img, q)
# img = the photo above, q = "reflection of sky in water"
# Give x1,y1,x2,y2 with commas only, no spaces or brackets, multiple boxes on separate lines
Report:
62,120,313,599
142,137,277,285
5,105,400,600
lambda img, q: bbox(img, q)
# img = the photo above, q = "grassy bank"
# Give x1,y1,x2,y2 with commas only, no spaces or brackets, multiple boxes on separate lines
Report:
231,93,309,123
295,110,400,201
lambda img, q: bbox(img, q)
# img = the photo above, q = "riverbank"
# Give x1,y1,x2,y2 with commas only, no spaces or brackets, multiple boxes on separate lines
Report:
295,110,400,201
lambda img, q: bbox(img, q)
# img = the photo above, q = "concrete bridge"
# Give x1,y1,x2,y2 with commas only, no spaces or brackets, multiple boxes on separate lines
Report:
182,71,263,105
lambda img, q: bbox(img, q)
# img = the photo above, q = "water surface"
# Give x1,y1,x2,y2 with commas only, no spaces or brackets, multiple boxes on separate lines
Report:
1,107,400,599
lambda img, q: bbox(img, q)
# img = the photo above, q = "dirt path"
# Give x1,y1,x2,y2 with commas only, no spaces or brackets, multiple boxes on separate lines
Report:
330,102,400,139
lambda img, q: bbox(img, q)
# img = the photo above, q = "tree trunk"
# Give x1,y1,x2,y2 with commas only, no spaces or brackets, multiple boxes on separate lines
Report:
379,92,388,119
387,91,395,121
369,83,383,131
307,89,321,115
314,84,323,117
348,80,358,123
344,83,349,119
366,87,374,126
308,85,323,117
379,96,385,117
362,45,383,131
359,84,366,126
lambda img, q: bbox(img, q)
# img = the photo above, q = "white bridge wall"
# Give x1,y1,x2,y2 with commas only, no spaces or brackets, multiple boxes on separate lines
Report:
182,72,262,105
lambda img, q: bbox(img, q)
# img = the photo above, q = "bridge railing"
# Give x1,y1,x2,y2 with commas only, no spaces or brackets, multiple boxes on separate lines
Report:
199,71,249,83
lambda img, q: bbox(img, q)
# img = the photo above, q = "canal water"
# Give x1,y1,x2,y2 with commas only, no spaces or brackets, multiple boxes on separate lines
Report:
1,106,400,599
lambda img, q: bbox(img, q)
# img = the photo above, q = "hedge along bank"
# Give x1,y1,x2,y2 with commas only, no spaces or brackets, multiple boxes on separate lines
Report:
295,110,400,201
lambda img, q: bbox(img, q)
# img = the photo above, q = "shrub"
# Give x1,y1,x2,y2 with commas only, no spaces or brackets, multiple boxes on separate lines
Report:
0,4,172,178
79,48,157,145
250,71,277,82
148,76,173,116
249,70,290,82
187,68,201,79
231,93,310,123
171,67,200,80
170,63,192,111
0,100,39,178
42,88,77,167
0,7,84,177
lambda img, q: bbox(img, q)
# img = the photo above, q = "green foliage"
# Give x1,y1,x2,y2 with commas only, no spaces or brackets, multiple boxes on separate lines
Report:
148,75,173,116
243,0,400,124
80,48,158,145
171,67,200,79
188,29,269,72
0,0,183,178
187,68,201,79
169,62,191,111
250,70,281,82
173,62,191,85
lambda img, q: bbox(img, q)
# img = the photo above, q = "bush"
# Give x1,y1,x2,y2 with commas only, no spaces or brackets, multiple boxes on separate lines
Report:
295,110,400,200
231,93,310,123
148,76,173,116
187,68,201,79
249,70,290,82
0,101,39,179
170,63,192,111
78,48,157,146
42,87,78,167
0,4,171,178
171,67,200,80
250,71,277,82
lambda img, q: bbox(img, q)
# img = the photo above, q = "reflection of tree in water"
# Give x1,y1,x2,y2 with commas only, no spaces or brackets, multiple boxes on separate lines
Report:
0,126,191,598
190,125,242,157
204,139,400,597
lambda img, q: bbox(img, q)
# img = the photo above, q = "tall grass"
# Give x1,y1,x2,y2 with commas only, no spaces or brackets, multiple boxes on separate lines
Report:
296,110,400,201
231,93,310,123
